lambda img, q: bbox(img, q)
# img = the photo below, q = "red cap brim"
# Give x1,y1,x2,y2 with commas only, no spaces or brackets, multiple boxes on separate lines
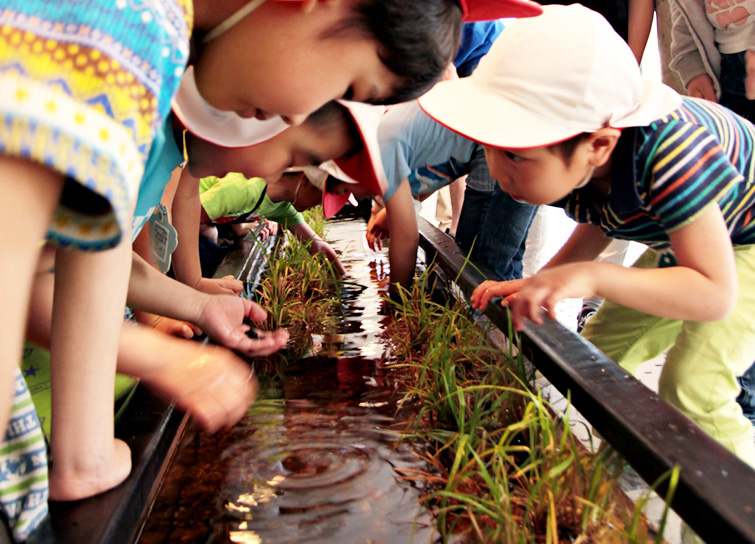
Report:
322,191,352,219
332,100,387,198
459,0,542,21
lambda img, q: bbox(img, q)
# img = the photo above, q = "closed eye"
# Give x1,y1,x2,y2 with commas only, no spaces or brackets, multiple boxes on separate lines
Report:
505,150,524,163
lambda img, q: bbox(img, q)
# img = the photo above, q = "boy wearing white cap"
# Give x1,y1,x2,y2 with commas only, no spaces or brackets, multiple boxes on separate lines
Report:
420,4,755,468
171,99,386,289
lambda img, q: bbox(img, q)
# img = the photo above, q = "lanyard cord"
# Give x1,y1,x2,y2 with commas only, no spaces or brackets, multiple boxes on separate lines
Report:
202,0,267,43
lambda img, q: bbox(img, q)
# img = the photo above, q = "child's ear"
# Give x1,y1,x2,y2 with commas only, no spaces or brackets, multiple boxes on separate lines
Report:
586,128,621,167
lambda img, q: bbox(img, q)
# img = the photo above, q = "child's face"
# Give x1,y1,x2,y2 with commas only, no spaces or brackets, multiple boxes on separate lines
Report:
483,145,594,206
290,174,326,212
186,120,354,182
194,1,401,124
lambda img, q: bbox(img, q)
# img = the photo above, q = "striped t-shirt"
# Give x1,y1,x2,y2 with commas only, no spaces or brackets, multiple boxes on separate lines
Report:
557,97,755,248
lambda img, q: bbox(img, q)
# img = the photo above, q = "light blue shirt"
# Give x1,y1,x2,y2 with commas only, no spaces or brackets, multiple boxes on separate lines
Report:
378,100,477,202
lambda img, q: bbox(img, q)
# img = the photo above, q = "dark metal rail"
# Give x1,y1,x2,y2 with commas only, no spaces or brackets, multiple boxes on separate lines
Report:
418,216,755,544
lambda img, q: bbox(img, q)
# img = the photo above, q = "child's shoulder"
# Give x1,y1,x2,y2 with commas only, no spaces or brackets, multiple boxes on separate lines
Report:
637,96,754,156
648,96,750,133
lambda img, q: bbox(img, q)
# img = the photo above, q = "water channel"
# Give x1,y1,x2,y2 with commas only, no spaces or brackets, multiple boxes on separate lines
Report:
139,217,443,544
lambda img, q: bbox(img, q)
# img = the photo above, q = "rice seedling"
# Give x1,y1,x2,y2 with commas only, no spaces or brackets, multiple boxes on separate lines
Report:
246,216,671,542
248,207,348,368
381,264,670,543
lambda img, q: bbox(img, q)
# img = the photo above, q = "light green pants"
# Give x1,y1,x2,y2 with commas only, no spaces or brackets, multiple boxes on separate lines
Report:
582,244,755,466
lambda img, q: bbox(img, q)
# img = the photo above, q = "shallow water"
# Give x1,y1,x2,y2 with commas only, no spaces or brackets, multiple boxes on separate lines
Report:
139,218,439,544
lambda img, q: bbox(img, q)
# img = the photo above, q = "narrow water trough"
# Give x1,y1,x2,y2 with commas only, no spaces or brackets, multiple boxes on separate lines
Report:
25,213,755,544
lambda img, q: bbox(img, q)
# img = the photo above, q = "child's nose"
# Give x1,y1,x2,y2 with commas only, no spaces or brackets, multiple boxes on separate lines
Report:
281,114,308,126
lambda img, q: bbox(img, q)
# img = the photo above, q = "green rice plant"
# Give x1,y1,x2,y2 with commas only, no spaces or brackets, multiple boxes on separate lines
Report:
383,264,665,543
251,211,344,365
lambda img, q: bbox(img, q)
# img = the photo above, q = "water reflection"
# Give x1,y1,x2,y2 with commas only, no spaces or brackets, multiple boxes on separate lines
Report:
216,404,433,544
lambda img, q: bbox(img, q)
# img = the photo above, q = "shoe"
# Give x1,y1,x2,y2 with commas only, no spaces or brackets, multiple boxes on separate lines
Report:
576,306,597,333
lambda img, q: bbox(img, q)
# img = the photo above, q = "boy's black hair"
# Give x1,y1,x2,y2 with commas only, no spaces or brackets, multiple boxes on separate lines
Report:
306,101,364,159
547,133,590,164
324,0,462,105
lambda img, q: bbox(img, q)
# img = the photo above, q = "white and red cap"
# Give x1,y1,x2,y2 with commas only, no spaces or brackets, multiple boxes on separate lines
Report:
419,4,681,149
300,100,387,218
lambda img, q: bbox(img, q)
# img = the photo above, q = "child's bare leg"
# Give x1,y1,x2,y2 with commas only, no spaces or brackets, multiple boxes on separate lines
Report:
745,50,755,101
0,157,63,439
117,322,257,433
48,241,132,501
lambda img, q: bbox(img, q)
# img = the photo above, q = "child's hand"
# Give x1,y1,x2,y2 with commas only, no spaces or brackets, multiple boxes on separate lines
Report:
196,275,244,295
197,294,289,357
507,263,597,330
153,316,202,339
262,221,278,239
138,338,258,433
366,208,389,251
471,279,528,311
745,50,755,100
312,240,346,275
686,74,717,102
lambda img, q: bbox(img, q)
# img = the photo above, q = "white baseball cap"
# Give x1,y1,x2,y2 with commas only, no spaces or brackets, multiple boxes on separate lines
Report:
419,4,682,149
171,66,290,148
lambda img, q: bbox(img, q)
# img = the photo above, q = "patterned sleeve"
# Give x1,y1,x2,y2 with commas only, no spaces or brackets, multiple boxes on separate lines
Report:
641,118,742,234
0,0,190,250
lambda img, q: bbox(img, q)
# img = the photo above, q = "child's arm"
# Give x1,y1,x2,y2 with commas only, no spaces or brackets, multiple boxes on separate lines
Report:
384,179,420,290
627,0,655,64
26,268,258,434
287,221,347,275
668,0,719,101
471,223,612,311
129,251,289,356
366,207,389,251
745,50,755,100
171,168,243,295
481,206,736,331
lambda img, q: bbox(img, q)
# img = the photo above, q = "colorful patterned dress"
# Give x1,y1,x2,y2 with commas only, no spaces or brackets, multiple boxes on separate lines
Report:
0,1,192,539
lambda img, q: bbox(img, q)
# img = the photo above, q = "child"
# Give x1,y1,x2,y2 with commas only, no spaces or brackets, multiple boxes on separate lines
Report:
670,0,755,123
197,171,348,275
0,0,533,537
196,162,383,277
171,99,385,290
368,99,536,289
367,20,537,290
419,3,755,475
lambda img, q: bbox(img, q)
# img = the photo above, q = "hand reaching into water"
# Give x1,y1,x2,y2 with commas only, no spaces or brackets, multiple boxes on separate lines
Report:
197,293,289,357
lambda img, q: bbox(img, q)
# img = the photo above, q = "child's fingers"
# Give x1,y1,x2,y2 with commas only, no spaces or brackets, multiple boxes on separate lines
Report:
471,280,498,310
243,299,269,322
235,328,289,357
472,280,524,311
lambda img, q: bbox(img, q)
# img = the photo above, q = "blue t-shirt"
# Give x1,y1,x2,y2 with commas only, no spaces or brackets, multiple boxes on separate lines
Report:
454,20,506,77
379,22,506,202
379,101,477,202
132,114,184,240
